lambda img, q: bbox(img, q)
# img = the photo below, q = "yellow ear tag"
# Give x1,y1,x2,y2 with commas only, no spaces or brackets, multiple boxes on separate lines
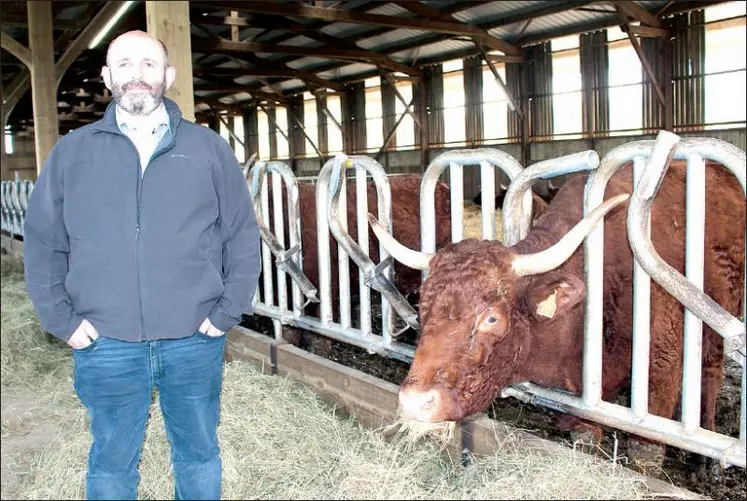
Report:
536,290,558,318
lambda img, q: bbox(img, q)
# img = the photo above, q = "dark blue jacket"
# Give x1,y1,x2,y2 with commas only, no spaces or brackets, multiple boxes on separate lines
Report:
23,98,261,342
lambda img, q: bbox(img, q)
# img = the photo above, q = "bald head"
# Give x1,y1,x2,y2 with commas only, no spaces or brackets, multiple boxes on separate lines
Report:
106,30,169,67
101,30,176,117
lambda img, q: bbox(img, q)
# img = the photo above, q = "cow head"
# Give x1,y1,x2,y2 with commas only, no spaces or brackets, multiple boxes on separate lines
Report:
368,194,629,424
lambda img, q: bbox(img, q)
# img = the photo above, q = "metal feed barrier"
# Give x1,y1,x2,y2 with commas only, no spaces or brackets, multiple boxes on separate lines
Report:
247,130,745,469
1,179,33,238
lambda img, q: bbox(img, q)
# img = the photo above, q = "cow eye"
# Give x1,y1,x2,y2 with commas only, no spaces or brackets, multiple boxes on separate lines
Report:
486,315,497,324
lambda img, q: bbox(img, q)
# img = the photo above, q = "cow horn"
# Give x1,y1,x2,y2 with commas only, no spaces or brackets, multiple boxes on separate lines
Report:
368,213,434,271
512,193,630,277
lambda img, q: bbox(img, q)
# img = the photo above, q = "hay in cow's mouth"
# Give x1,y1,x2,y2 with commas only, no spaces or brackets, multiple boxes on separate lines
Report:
381,418,458,450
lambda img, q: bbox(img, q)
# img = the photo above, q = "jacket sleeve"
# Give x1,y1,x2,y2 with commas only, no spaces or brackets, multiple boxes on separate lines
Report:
208,138,262,332
23,142,84,342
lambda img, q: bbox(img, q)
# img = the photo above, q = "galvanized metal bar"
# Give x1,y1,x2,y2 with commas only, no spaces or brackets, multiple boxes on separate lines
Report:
420,148,526,281
253,302,416,363
505,150,598,244
316,158,337,326
449,162,464,243
682,153,705,433
588,137,745,365
479,160,496,240
355,165,372,336
271,172,289,320
630,157,651,421
502,382,745,468
627,134,745,358
327,155,415,334
259,173,282,339
337,161,352,330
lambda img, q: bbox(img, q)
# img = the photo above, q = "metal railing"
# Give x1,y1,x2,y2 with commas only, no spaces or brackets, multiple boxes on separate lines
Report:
1,179,33,238
499,132,745,468
244,133,745,468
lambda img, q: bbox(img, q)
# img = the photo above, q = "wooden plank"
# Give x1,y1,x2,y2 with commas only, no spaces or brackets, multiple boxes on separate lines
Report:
275,342,401,430
224,326,276,375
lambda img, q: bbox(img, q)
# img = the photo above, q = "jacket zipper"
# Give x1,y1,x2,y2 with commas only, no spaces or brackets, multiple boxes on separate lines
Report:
118,127,178,342
134,151,146,342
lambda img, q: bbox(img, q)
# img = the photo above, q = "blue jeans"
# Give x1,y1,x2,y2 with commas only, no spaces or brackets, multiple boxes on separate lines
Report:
72,331,226,500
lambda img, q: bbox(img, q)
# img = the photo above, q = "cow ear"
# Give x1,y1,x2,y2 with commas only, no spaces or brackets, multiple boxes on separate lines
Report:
525,272,585,321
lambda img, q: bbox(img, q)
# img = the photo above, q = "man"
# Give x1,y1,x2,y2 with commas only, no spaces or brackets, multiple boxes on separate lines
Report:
23,30,261,500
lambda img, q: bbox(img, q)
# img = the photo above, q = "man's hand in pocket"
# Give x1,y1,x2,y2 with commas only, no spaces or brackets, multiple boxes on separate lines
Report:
199,318,225,337
68,319,100,349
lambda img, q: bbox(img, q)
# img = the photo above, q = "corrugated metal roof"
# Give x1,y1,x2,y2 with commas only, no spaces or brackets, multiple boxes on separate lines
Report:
356,28,431,51
389,38,474,63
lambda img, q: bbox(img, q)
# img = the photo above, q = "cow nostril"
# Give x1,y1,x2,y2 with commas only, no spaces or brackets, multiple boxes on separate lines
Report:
422,394,435,410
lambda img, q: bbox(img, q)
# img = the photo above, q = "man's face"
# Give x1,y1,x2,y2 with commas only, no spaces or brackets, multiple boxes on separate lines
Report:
102,33,175,116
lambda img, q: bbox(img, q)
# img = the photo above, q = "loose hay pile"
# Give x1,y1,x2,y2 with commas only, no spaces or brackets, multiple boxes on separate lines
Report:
463,202,502,241
2,255,682,500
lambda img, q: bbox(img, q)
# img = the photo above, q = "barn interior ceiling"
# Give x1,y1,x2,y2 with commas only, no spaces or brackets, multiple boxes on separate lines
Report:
0,0,728,131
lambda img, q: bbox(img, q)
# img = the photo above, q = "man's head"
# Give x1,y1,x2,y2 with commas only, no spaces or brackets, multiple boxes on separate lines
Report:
102,30,175,116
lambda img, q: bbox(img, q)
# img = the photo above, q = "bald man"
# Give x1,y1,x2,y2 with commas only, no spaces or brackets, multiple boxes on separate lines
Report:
23,30,261,500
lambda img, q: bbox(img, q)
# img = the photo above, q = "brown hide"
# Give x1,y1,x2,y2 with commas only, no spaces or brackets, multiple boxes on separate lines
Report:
404,160,744,432
264,174,451,314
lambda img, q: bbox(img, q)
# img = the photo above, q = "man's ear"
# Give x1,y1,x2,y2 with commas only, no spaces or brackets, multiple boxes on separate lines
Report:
165,66,176,92
101,66,112,91
524,271,585,321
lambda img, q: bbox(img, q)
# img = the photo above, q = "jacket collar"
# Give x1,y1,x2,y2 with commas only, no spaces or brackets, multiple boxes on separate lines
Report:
93,96,183,134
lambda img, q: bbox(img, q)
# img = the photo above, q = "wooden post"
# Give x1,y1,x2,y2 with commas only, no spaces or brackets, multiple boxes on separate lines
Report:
27,0,59,175
145,1,195,122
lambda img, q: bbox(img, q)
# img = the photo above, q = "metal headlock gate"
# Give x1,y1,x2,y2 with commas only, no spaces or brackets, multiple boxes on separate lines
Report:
248,130,745,469
1,179,33,238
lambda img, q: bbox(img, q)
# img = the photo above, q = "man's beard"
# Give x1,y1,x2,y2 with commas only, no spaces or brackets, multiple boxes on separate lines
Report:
111,78,167,116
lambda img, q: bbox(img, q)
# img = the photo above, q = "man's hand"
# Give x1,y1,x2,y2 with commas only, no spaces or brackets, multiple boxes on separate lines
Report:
199,317,225,337
68,319,100,349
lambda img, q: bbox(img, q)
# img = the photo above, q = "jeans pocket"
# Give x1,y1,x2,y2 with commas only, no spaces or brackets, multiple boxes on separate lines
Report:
71,335,104,352
195,330,225,340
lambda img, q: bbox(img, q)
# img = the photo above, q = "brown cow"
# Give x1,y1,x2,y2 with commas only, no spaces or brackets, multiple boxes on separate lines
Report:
369,159,745,467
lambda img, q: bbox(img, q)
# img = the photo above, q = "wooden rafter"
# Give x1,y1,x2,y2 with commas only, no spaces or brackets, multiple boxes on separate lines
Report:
610,1,663,28
192,0,521,55
191,38,420,76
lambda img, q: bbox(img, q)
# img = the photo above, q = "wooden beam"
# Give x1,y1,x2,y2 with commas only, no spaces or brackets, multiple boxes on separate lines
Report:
393,0,521,58
627,24,669,38
192,38,420,76
192,1,521,55
195,84,288,103
483,53,524,64
0,31,32,69
610,1,662,28
479,48,521,118
146,1,195,121
194,64,345,92
617,13,665,108
28,0,59,174
0,13,81,30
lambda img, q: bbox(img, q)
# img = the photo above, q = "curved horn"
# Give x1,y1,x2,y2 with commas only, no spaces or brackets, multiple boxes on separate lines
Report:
512,193,630,277
367,213,434,271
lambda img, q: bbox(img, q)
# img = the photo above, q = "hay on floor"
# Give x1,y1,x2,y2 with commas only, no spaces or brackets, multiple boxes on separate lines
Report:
1,255,681,500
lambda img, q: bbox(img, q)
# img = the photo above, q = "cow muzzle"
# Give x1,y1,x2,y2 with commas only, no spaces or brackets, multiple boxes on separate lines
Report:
398,388,450,423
